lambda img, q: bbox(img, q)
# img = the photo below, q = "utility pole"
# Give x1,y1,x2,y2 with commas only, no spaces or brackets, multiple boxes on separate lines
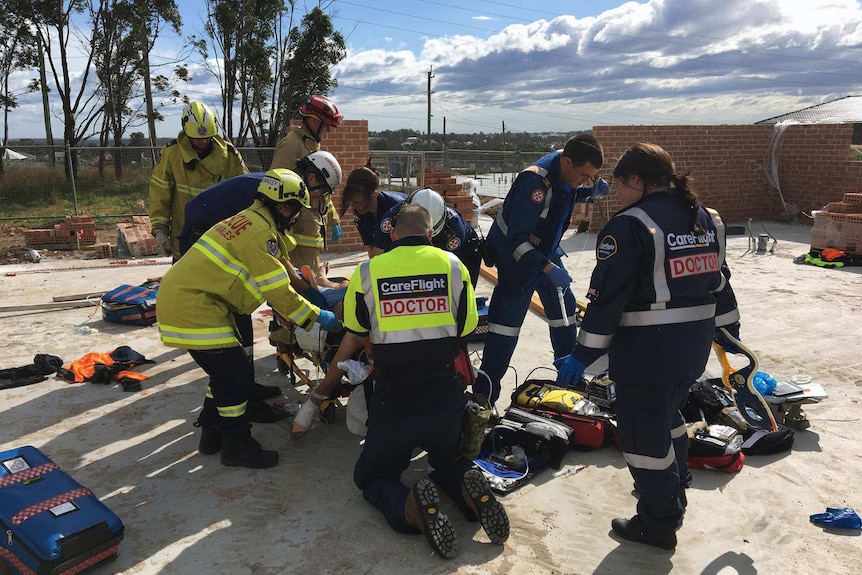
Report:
427,66,434,151
443,117,447,151
37,34,55,167
502,120,506,150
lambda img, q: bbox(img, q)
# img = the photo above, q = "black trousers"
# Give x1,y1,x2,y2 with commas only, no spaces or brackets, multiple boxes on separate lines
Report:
353,371,476,533
189,347,252,436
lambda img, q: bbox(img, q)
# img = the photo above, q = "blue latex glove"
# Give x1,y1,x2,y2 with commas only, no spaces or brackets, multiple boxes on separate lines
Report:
810,507,862,529
544,264,572,289
315,309,340,332
331,223,342,242
593,177,610,198
554,355,586,387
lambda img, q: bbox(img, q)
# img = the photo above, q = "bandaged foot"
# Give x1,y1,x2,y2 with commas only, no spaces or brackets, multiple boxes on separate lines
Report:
290,399,321,440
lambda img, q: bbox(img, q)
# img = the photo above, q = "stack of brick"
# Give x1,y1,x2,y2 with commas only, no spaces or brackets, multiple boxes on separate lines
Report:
23,215,96,249
116,215,159,257
811,192,862,254
93,243,113,259
422,167,475,226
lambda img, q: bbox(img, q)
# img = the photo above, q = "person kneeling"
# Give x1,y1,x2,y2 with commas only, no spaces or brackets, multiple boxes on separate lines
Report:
292,204,509,556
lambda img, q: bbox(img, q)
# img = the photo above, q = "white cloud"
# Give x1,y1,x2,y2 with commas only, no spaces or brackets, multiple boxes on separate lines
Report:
6,0,862,138
333,0,862,133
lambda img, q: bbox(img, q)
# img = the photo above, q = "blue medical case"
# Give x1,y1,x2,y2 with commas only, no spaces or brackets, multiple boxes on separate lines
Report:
0,446,123,575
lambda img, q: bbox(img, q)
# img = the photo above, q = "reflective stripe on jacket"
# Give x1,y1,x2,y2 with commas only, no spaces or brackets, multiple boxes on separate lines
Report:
157,201,319,350
343,236,478,367
148,132,247,258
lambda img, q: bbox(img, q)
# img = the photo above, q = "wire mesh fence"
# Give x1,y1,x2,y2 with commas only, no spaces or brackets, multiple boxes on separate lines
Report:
0,145,541,224
368,149,545,198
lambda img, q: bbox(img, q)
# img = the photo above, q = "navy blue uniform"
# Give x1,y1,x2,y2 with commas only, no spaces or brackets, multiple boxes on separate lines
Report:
478,151,607,402
177,172,264,255
345,236,479,533
573,191,739,534
352,190,407,247
375,204,482,286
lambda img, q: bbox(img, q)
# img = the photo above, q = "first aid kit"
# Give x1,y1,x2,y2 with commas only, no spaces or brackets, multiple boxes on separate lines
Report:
0,446,124,575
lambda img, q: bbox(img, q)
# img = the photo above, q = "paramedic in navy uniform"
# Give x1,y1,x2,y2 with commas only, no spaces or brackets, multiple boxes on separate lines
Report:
339,162,406,258
555,143,740,550
476,134,606,405
299,204,509,557
374,187,482,287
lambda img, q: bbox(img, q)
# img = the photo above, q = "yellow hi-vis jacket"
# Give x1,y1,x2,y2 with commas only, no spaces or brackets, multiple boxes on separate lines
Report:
269,127,338,266
156,201,320,350
343,236,478,368
270,126,318,172
149,132,248,259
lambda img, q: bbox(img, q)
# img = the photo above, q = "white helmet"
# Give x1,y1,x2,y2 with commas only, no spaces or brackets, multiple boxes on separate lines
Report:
297,150,342,193
410,188,446,236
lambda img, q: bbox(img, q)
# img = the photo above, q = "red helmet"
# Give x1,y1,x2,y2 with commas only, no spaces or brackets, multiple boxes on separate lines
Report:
299,94,343,128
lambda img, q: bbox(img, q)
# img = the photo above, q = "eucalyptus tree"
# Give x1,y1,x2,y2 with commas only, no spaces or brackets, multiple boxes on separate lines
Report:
197,1,345,147
0,2,37,175
24,0,103,178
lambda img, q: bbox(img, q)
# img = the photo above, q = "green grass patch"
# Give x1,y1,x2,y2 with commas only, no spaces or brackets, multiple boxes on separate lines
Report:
0,165,149,223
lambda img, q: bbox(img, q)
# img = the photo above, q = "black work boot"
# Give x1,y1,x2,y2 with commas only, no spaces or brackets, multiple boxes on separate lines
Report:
405,479,457,558
462,469,510,544
195,399,221,454
611,516,677,550
220,425,279,469
246,398,289,423
253,381,282,401
193,419,221,455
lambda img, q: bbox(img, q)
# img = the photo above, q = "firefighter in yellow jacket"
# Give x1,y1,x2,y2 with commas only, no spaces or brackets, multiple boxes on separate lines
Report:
270,95,343,287
149,101,247,259
156,168,341,469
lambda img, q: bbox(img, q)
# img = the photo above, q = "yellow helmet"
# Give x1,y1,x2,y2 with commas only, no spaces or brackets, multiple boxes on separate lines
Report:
257,169,310,208
181,101,218,139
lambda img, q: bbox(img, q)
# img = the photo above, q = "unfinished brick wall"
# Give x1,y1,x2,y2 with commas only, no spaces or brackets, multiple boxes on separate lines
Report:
591,124,862,228
423,167,475,226
313,119,369,253
24,215,96,248
116,215,159,257
318,122,862,252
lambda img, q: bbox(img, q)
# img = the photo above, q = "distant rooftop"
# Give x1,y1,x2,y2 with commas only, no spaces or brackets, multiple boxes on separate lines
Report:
755,95,862,125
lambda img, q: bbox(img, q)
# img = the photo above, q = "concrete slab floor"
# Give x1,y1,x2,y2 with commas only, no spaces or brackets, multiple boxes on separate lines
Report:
1,220,860,575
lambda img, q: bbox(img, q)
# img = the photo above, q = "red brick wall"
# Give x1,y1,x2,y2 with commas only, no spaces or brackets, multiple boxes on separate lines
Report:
424,167,475,226
591,124,862,228
319,122,862,250
24,215,96,247
315,119,369,253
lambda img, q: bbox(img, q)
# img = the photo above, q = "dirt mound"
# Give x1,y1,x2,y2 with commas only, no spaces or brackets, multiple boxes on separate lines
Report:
0,245,38,265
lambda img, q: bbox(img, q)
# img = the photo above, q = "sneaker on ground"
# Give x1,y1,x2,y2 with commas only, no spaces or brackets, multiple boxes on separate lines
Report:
247,398,289,423
253,381,282,401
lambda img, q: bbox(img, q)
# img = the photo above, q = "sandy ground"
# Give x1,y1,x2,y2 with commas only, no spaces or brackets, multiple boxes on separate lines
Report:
1,220,861,575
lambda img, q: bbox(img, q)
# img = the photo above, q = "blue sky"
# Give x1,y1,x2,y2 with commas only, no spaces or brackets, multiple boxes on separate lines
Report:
7,0,862,139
